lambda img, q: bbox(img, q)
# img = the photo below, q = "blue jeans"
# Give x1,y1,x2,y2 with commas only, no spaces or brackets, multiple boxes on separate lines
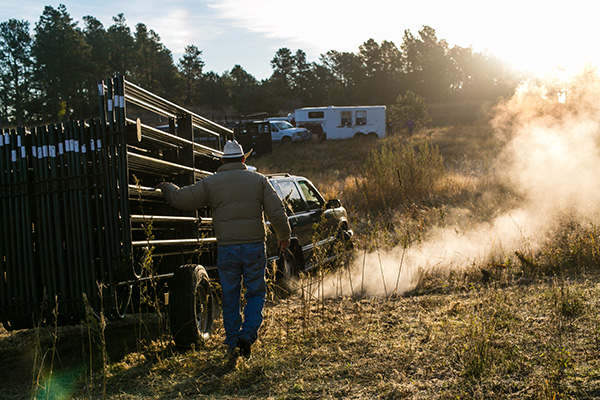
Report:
216,242,267,350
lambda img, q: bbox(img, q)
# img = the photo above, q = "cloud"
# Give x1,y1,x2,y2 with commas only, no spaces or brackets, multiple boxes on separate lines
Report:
207,0,424,57
207,0,600,76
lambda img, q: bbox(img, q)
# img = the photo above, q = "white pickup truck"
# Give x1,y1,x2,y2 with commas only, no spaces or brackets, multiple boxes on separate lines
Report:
268,120,311,144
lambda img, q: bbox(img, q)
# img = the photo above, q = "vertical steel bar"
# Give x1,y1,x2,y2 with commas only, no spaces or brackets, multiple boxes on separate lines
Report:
47,123,70,316
107,77,128,318
2,129,17,320
77,120,99,308
107,79,124,269
24,129,38,310
88,119,109,306
32,126,55,308
43,125,61,307
56,122,79,318
115,76,132,269
9,129,27,318
0,129,10,321
16,128,31,315
66,120,86,316
19,126,39,318
98,80,120,316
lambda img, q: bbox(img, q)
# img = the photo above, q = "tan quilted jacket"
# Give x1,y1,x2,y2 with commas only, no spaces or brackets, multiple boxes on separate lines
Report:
159,162,291,246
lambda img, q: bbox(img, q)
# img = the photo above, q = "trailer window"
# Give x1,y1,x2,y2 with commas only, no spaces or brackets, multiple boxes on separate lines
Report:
308,111,324,119
340,111,352,127
356,110,367,125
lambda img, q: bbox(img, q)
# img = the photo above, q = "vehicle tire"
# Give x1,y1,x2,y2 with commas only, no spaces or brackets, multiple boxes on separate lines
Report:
281,136,292,145
111,283,132,319
337,222,354,251
367,132,379,140
341,230,354,249
169,264,216,348
3,317,32,331
353,132,365,139
275,248,298,296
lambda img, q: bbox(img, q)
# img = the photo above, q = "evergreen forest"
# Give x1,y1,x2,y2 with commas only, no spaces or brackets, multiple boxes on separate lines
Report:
0,4,522,127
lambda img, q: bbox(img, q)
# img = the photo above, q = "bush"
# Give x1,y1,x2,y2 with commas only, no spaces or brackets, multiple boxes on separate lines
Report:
354,137,444,211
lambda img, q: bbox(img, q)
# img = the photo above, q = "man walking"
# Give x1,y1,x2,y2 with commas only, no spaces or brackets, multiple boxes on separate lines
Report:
157,140,291,357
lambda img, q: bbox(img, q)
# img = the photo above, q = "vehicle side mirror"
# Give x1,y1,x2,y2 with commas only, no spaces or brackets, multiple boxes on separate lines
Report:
326,199,341,209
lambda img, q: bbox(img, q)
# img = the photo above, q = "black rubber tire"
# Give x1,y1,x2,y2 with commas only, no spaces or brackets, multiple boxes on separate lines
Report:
3,317,32,331
281,136,292,145
275,248,298,296
336,225,355,266
341,229,354,250
111,283,132,320
169,264,216,348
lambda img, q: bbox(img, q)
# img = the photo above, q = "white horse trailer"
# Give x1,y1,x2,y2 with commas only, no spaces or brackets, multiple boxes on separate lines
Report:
293,106,386,140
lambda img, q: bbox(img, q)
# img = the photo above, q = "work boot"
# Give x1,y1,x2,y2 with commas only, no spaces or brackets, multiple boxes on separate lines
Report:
227,345,239,359
237,338,252,358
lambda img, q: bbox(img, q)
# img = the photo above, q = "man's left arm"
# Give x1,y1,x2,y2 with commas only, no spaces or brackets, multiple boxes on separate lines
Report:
157,180,209,211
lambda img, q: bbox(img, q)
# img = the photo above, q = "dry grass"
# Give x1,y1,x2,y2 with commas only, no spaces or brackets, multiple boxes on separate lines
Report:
3,278,600,399
3,124,600,399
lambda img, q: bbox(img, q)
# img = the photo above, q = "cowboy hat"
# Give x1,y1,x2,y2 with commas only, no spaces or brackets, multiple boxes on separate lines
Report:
221,140,253,159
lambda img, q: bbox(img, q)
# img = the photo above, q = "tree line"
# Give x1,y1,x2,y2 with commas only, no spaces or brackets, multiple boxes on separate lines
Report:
0,4,521,127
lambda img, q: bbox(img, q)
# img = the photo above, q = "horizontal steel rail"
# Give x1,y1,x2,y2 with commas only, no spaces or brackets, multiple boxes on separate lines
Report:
126,152,213,179
130,214,212,224
128,184,164,198
131,238,217,247
125,117,223,159
123,79,232,141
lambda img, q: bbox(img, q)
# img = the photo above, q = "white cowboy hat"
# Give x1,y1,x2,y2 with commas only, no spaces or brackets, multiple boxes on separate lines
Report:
221,139,253,159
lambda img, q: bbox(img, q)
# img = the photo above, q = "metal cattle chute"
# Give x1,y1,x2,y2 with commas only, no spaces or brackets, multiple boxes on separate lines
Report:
0,76,231,346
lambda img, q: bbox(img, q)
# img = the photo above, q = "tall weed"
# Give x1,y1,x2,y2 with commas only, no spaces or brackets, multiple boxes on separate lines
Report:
541,221,600,277
353,137,444,211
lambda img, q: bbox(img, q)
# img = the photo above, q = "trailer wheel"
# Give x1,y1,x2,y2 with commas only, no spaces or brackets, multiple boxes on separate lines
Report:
112,283,132,319
3,318,32,331
169,264,216,348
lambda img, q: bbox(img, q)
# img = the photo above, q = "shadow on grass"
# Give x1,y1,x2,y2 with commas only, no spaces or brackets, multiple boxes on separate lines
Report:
0,314,169,399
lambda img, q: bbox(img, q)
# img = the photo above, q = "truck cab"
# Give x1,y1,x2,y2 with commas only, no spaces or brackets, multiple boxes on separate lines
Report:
268,120,311,144
266,174,353,275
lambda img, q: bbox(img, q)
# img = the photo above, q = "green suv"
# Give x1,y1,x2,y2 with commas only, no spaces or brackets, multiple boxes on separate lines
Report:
265,174,353,280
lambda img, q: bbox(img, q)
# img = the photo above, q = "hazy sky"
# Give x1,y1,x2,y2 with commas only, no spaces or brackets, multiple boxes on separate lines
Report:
0,0,597,80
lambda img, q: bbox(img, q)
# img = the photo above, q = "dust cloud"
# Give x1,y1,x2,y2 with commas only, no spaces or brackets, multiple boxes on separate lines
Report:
318,67,600,298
